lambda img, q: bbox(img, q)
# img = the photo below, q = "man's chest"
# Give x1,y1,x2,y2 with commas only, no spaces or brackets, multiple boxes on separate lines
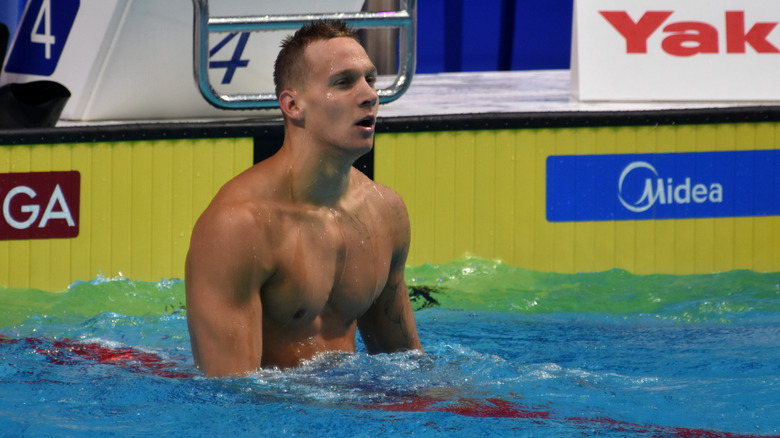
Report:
261,210,394,325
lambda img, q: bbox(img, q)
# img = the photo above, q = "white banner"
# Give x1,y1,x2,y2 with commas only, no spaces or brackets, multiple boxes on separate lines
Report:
571,0,780,102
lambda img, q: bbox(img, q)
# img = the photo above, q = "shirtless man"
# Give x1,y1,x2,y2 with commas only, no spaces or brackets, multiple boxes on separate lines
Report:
185,20,423,377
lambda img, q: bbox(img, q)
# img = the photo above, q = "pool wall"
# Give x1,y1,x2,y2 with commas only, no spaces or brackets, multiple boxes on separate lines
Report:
374,121,780,275
1,134,253,290
2,107,780,290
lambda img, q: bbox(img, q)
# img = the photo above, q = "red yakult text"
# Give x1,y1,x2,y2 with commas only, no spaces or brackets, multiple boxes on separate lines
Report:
600,10,780,56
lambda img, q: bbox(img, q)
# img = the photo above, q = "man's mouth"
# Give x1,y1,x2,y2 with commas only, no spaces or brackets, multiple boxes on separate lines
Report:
356,116,376,129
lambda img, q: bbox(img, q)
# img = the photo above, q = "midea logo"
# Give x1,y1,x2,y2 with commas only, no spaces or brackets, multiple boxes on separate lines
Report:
618,161,723,213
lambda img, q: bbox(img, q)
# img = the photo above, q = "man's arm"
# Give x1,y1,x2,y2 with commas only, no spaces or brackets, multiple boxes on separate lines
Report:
357,191,422,354
185,204,266,377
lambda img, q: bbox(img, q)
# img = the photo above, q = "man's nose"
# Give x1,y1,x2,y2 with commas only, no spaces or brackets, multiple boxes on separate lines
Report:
358,79,378,108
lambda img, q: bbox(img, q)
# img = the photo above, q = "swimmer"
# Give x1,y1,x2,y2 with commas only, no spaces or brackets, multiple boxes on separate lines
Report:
185,20,423,377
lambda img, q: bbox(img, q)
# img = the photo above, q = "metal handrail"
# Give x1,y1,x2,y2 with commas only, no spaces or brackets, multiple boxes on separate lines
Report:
192,0,417,109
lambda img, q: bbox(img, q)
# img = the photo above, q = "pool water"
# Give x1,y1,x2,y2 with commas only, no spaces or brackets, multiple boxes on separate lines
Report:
1,257,779,437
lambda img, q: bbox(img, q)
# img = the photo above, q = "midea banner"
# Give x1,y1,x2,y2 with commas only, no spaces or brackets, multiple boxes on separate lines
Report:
546,150,780,222
571,0,780,101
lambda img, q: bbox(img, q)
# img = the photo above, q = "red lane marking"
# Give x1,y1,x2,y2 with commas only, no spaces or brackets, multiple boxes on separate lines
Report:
370,396,778,438
437,398,550,419
1,335,194,378
564,416,777,438
373,396,550,419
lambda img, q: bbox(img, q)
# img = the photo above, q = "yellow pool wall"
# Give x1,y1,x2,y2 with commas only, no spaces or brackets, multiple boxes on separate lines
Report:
1,120,779,291
0,138,253,291
374,122,780,275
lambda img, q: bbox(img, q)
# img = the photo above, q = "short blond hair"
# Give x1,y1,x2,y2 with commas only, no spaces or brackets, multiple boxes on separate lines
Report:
273,20,358,98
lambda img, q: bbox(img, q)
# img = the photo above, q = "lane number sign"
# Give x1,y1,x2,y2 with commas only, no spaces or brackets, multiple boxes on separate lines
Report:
4,0,80,76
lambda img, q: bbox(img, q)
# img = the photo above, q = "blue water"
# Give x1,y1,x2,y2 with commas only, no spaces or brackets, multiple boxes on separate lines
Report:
1,258,779,437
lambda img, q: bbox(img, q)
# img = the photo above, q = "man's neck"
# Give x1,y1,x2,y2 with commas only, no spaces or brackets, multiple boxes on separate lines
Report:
278,135,358,207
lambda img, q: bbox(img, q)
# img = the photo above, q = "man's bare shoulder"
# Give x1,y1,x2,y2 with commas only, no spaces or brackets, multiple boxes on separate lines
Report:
349,169,410,245
189,166,282,265
197,182,260,234
201,160,287,219
350,168,406,209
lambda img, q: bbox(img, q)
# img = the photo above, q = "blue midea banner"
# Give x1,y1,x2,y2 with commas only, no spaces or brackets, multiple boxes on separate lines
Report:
546,150,779,222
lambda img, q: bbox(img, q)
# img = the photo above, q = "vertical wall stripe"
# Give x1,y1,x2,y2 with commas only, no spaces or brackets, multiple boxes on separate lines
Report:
414,133,437,263
453,131,476,259
494,130,516,263
474,131,496,259
513,130,536,269
374,122,780,274
0,148,6,286
433,132,456,262
151,141,174,280
172,142,194,279
111,143,133,278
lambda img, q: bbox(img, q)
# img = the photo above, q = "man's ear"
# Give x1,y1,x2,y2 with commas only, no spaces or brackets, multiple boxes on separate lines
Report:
279,90,303,121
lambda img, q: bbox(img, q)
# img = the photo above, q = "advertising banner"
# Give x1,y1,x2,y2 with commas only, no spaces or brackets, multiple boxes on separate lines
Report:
546,150,780,222
0,171,80,240
571,0,780,101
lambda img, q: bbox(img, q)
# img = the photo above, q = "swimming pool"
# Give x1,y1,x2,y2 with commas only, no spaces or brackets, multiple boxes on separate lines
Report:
1,257,779,437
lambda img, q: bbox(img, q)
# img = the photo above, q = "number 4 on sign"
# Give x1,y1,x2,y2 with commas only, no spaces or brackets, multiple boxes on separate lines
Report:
209,32,251,84
3,0,79,76
31,0,56,59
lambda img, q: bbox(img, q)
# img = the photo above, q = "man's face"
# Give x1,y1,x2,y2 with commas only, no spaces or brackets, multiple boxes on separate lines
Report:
297,37,379,156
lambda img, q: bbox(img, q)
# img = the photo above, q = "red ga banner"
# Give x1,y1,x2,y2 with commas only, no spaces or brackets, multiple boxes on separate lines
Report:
0,171,80,240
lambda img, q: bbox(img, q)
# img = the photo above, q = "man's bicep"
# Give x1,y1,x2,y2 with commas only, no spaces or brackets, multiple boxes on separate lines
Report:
185,276,263,376
185,209,265,376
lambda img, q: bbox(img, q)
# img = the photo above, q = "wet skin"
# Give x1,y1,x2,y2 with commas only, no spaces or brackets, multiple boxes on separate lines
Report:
185,37,422,376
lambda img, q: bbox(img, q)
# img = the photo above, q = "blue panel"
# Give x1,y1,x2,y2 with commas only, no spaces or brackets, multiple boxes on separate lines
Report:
511,0,573,70
4,0,80,76
461,1,501,71
546,151,780,222
415,0,574,73
416,0,445,73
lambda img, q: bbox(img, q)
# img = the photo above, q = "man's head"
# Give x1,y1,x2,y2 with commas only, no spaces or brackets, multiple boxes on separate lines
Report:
272,20,378,154
273,20,358,98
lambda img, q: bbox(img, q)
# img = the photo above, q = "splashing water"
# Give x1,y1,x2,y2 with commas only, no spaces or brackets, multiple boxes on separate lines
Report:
1,257,779,437
406,257,780,322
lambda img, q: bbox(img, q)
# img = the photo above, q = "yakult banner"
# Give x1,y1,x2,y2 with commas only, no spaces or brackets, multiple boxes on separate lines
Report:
571,0,780,101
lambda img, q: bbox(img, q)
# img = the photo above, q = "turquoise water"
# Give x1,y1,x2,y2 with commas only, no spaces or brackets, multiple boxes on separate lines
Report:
1,257,779,437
